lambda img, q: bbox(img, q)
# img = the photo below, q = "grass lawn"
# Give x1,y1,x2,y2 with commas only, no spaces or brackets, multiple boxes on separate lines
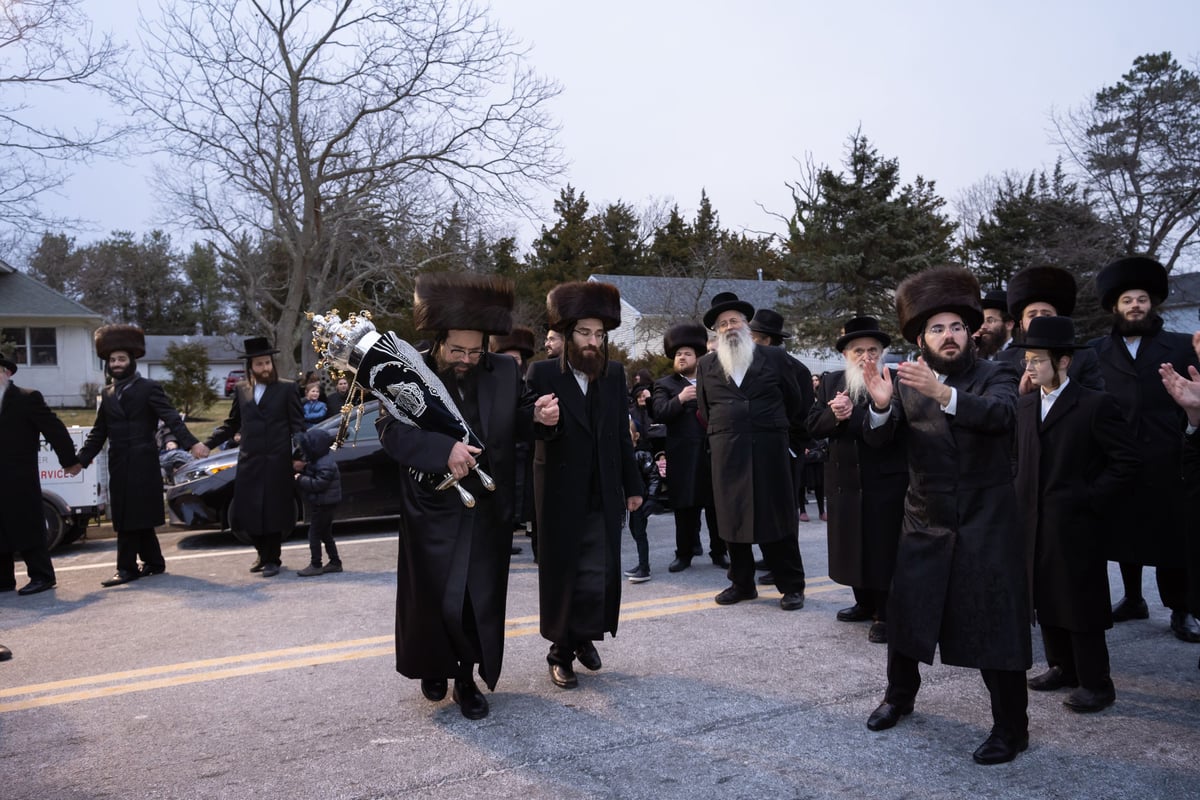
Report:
56,402,228,441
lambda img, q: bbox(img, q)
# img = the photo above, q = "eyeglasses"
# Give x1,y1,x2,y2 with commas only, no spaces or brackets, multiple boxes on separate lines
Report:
926,323,968,336
573,328,606,342
715,317,744,331
1024,356,1050,370
446,346,484,361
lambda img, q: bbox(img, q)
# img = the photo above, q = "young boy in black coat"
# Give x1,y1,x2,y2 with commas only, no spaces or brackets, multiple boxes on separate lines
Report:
293,427,343,576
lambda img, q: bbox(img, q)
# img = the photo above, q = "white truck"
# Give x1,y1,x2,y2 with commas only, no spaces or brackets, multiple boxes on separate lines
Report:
39,427,108,550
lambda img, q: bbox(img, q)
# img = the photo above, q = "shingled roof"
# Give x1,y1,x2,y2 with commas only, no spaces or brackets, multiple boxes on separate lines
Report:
0,261,101,319
587,274,813,321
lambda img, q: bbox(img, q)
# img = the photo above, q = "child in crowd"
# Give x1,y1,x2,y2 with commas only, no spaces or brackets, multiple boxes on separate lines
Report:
293,427,343,576
302,382,328,429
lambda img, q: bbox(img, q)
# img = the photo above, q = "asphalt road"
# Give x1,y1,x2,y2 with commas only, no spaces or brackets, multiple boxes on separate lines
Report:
2,513,1198,799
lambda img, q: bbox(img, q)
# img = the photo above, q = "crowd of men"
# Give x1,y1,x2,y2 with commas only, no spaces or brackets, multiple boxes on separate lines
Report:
3,256,1199,765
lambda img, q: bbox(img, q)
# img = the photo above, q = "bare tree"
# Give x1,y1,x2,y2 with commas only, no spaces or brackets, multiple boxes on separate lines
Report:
109,0,563,376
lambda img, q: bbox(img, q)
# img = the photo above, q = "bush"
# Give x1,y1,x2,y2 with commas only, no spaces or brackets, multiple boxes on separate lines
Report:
80,381,102,407
162,342,219,417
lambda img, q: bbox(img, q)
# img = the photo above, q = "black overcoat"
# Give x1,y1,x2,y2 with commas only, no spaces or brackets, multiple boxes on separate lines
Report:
807,370,907,590
0,385,79,552
1014,380,1139,632
377,353,533,690
205,379,304,536
695,347,807,544
997,345,1106,391
526,359,643,643
1181,430,1200,617
863,358,1031,671
649,373,712,509
77,376,198,531
1087,322,1198,565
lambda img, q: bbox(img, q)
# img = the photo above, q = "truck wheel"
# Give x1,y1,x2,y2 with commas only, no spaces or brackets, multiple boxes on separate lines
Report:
43,501,67,551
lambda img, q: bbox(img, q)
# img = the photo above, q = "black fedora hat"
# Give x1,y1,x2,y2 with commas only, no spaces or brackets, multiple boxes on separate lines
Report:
703,292,755,330
240,336,279,358
835,316,891,351
1095,255,1169,309
748,308,791,339
981,288,1008,313
0,354,16,374
1015,316,1089,351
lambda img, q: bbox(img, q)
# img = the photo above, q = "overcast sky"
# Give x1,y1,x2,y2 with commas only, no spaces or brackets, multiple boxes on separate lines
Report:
35,0,1200,255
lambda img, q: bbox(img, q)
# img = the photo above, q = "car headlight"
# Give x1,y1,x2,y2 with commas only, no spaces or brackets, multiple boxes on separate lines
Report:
176,462,237,484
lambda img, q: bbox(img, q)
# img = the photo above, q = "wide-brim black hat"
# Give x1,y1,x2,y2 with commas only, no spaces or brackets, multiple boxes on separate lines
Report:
748,308,791,339
895,265,983,344
1013,315,1089,350
981,288,1008,313
1095,255,1168,309
241,336,279,358
94,324,147,360
703,291,755,330
0,355,16,374
663,322,708,358
547,281,622,332
835,316,891,351
1008,266,1076,319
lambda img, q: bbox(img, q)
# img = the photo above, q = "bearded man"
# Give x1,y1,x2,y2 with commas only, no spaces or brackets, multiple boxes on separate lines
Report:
974,289,1014,359
1087,256,1200,642
696,292,808,611
78,325,209,586
204,337,305,577
807,317,907,643
861,265,1030,766
525,281,644,690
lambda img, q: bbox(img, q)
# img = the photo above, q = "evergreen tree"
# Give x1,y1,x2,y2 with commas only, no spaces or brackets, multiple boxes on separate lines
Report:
161,342,219,418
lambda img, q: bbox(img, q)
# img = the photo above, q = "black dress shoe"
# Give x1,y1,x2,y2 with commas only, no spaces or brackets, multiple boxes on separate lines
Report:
757,571,776,585
0,644,11,661
668,557,691,573
711,554,730,569
549,663,577,689
754,559,768,570
420,678,448,701
780,591,805,611
249,558,265,573
1111,596,1149,622
867,621,888,643
1170,610,1200,643
1063,686,1116,713
714,584,757,605
101,571,139,588
866,701,913,731
836,604,874,622
17,579,56,595
452,677,489,720
575,642,602,671
1027,665,1078,691
972,730,1028,765
140,565,167,577
262,563,280,577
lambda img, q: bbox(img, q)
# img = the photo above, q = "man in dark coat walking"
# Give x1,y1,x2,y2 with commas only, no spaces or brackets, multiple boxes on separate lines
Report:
808,317,907,643
77,325,209,586
0,355,81,596
204,337,304,577
526,281,644,690
696,293,808,612
1015,316,1139,713
862,265,1031,766
376,273,535,720
1088,255,1200,642
650,321,726,575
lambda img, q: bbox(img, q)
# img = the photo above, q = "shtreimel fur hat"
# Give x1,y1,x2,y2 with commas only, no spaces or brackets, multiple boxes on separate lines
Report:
1095,255,1169,310
491,326,536,359
895,265,982,344
413,272,514,335
547,281,622,332
1007,266,1077,319
663,322,708,358
94,324,146,360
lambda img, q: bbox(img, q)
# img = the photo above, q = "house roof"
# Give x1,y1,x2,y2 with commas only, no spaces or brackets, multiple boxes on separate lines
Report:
1165,271,1200,306
143,334,245,363
587,274,813,320
0,262,102,320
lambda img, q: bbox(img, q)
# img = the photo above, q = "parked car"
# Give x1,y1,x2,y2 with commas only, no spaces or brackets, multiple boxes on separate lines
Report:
166,401,401,544
223,369,246,396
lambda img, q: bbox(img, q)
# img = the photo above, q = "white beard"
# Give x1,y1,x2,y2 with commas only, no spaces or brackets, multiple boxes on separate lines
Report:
716,326,755,380
842,353,885,405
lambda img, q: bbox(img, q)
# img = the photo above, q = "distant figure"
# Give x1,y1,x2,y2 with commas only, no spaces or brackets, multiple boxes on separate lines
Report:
293,427,343,577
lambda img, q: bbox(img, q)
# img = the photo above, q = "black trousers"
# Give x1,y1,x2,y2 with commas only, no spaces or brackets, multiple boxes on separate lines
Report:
0,546,55,586
1119,562,1187,611
116,528,165,574
728,536,806,594
253,532,283,567
548,511,607,666
672,505,726,560
306,504,340,566
852,587,889,621
885,647,1028,739
1040,625,1113,692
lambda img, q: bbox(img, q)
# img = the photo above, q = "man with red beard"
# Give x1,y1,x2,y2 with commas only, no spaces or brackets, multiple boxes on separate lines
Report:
1088,255,1200,642
861,265,1029,765
696,292,808,611
526,281,644,690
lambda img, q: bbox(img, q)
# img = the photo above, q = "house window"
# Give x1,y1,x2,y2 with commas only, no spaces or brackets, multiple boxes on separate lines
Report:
1,327,58,366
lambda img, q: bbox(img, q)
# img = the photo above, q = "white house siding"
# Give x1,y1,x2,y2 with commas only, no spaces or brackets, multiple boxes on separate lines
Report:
9,323,104,408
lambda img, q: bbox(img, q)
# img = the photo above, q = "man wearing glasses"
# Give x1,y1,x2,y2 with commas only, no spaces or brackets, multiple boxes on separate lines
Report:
861,265,1030,765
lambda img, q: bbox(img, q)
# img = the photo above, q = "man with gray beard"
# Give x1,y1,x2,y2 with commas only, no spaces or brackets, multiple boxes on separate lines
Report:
696,292,808,610
807,317,908,643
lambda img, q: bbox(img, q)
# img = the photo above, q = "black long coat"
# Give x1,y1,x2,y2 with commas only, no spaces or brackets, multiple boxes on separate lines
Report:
526,359,643,644
205,379,304,536
695,347,807,544
1014,380,1139,632
77,376,198,531
1088,322,1198,565
0,384,79,553
997,344,1106,391
377,353,533,690
650,373,712,509
808,371,907,590
864,358,1031,671
1181,430,1200,617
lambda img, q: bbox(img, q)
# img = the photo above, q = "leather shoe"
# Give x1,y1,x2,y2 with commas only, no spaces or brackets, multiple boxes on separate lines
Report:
972,730,1028,765
140,565,166,577
714,584,757,605
18,579,56,595
1111,596,1149,622
420,678,447,701
757,571,776,585
249,558,265,573
691,544,704,557
549,663,577,689
262,563,280,577
1170,610,1200,643
1027,665,1077,691
0,644,10,661
780,591,805,611
866,701,912,731
575,642,602,671
452,677,489,720
836,603,873,622
1063,686,1116,713
711,554,730,569
867,621,888,643
668,557,691,573
100,571,139,588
